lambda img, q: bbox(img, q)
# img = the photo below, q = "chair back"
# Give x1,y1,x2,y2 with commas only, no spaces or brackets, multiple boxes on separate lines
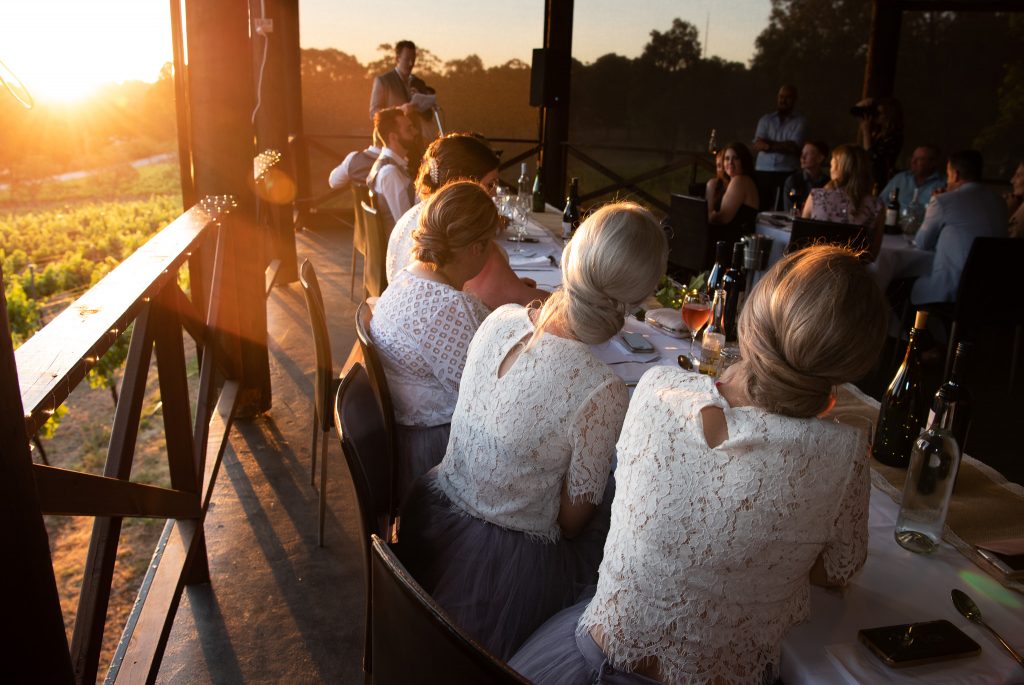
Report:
355,302,398,498
667,193,747,277
350,184,370,255
299,259,333,427
788,217,869,254
954,237,1024,327
361,196,389,297
369,535,530,685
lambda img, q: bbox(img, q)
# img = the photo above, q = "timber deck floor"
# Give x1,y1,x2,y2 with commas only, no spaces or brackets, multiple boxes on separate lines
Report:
158,217,365,684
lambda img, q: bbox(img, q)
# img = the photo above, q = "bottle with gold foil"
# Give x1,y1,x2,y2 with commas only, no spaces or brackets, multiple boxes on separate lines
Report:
699,288,727,376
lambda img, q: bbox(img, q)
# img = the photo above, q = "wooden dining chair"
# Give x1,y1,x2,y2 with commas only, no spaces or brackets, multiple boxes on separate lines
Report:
298,259,339,547
667,193,747,278
334,364,396,683
369,534,530,685
350,184,371,298
354,301,398,520
787,217,869,254
361,196,389,298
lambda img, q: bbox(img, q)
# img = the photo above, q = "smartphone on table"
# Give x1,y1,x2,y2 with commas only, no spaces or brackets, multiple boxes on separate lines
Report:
858,619,980,668
620,331,655,353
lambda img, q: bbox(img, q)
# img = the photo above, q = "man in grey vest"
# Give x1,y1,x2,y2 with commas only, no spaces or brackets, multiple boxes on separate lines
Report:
369,40,436,139
328,132,383,190
367,107,416,229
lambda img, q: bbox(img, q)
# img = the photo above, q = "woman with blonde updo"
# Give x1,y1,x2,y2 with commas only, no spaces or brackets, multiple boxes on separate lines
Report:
512,245,887,685
385,131,548,307
370,180,499,499
397,202,668,661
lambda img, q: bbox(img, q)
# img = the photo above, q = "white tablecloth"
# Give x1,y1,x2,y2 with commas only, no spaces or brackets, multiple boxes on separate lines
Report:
756,214,935,292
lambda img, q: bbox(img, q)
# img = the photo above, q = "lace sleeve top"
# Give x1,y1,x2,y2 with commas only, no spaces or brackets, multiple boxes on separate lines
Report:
386,203,421,283
581,366,869,684
369,269,490,427
436,305,628,541
808,187,882,228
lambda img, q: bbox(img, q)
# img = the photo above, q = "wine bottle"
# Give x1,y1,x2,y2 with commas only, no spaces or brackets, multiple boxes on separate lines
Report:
894,381,961,554
927,342,972,453
531,163,545,212
873,311,929,467
705,240,729,299
517,162,531,201
699,288,727,376
721,242,746,342
562,177,580,239
708,128,719,155
884,188,900,234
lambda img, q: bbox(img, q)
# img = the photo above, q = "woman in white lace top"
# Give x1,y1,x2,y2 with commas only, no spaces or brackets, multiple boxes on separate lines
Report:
385,132,548,307
370,181,498,499
511,245,888,685
397,202,668,660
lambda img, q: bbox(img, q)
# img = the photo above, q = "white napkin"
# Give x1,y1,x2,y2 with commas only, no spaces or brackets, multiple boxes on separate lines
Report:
509,252,554,269
825,642,1007,685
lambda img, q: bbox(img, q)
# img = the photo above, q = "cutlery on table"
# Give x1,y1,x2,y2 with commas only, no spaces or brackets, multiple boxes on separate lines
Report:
951,588,1024,667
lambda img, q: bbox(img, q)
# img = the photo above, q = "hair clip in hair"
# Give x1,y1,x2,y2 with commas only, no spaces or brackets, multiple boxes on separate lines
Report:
429,158,440,185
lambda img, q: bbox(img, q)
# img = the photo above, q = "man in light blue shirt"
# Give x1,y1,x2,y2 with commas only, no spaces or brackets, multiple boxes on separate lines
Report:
753,85,807,210
912,150,1007,304
880,145,946,211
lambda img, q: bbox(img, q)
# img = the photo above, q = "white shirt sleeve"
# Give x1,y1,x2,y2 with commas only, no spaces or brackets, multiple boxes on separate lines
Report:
377,165,412,222
328,151,356,188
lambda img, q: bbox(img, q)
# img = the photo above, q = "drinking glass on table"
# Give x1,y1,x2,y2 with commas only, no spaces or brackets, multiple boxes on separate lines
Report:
510,197,530,252
681,290,711,363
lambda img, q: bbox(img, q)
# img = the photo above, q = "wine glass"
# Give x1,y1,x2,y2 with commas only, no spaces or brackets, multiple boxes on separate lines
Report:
510,196,529,253
681,290,711,364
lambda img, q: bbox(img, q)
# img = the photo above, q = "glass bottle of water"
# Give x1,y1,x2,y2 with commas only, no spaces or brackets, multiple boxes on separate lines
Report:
517,162,531,202
894,386,961,554
900,188,925,236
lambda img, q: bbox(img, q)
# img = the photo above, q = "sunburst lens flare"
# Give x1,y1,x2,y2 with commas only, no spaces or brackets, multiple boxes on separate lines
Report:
0,59,34,109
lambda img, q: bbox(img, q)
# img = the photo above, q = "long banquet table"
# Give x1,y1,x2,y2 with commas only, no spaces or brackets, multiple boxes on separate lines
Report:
511,208,1024,685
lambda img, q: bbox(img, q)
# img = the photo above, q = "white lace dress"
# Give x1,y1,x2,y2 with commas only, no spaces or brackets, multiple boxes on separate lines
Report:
385,202,421,283
571,366,869,684
398,304,629,659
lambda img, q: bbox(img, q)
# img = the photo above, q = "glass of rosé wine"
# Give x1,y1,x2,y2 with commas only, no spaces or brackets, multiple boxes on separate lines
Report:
681,290,711,364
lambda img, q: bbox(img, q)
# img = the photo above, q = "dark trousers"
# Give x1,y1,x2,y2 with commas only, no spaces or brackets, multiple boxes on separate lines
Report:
755,170,792,211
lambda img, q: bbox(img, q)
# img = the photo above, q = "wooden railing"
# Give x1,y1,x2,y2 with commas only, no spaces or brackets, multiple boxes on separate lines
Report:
3,198,244,683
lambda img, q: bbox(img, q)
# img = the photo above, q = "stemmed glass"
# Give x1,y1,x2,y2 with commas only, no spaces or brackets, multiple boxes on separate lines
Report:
510,196,530,252
681,290,711,364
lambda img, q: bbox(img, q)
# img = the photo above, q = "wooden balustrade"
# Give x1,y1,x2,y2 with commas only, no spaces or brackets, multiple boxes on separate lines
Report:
2,200,246,683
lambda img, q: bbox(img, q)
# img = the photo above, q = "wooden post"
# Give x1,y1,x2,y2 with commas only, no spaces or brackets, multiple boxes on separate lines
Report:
185,0,271,415
277,0,310,230
0,265,74,683
863,0,902,98
251,0,299,285
540,0,574,208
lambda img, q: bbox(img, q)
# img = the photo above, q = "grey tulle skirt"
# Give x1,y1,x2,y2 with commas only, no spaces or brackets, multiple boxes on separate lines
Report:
395,469,613,661
395,423,449,505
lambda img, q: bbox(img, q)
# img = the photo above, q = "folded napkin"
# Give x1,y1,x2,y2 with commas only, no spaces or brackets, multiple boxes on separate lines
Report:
509,252,554,269
645,307,688,338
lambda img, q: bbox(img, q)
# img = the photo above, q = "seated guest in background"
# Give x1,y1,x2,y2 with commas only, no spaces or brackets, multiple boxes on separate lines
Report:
367,107,417,229
511,245,886,685
854,96,904,189
398,203,668,660
1006,160,1024,238
704,148,728,210
753,84,806,210
386,132,548,307
803,144,883,257
783,141,829,213
912,150,1007,304
879,145,945,211
369,181,496,499
327,132,382,190
708,142,759,229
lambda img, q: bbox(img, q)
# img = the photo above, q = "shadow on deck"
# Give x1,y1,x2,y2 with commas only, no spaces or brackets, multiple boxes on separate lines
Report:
158,218,365,683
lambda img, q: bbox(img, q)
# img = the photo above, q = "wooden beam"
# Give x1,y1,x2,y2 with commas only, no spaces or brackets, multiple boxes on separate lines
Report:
16,206,212,437
863,0,902,99
70,306,156,684
0,265,74,682
540,0,574,208
898,0,1024,10
566,146,670,214
33,465,200,519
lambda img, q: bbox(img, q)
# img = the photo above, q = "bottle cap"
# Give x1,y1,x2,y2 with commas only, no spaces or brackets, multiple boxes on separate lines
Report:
914,310,929,329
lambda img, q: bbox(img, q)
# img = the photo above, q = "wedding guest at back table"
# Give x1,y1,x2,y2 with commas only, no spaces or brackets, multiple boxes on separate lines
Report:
369,181,497,499
1006,160,1024,238
854,96,904,190
912,149,1007,305
708,142,759,231
704,148,728,211
782,140,829,213
367,107,417,229
803,143,884,258
753,84,806,210
328,132,382,190
397,202,668,660
511,244,887,685
879,145,945,211
386,132,547,307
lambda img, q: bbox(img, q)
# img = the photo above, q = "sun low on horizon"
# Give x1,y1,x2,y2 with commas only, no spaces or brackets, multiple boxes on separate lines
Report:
0,1,173,105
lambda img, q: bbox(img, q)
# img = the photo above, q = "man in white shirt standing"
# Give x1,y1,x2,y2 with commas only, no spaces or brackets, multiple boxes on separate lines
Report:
753,84,807,210
369,40,436,139
367,107,416,229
